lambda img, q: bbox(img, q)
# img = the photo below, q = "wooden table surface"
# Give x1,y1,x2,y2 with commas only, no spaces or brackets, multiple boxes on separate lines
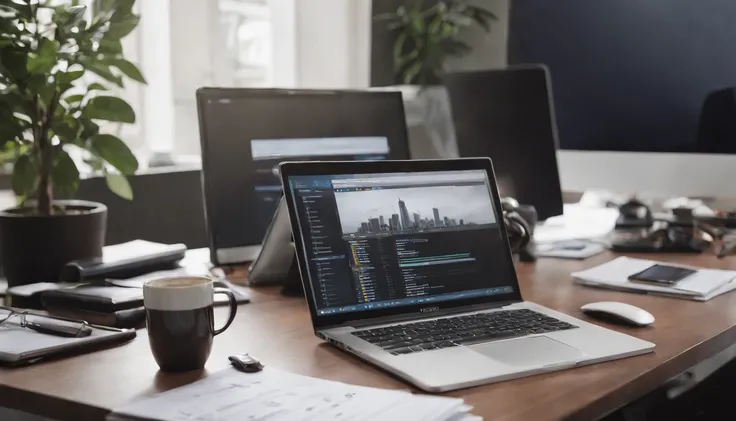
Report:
4,252,736,421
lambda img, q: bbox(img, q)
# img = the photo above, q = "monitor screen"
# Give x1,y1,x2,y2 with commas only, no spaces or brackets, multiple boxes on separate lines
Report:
287,170,517,316
509,0,736,154
197,90,410,263
444,66,563,220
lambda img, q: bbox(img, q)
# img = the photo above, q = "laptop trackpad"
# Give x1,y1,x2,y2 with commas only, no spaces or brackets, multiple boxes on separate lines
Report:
470,336,587,367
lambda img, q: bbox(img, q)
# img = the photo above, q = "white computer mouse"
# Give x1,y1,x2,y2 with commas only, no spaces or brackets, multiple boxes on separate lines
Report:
580,301,655,327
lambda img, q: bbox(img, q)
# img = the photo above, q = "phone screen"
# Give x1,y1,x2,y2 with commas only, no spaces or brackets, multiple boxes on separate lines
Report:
628,264,697,285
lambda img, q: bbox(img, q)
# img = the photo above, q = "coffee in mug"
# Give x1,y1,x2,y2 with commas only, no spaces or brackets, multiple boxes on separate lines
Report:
143,276,237,372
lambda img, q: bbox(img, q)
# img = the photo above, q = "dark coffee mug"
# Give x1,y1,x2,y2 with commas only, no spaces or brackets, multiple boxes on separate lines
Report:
143,276,237,372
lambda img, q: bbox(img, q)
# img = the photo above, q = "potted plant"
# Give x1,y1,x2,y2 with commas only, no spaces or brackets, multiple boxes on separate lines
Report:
375,0,496,158
377,0,496,86
0,0,144,286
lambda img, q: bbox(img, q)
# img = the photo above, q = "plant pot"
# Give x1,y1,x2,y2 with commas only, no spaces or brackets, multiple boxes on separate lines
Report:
0,200,107,287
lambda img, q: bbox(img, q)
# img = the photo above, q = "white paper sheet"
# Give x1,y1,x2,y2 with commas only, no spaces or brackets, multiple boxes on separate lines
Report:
572,257,736,300
109,368,475,421
534,204,619,244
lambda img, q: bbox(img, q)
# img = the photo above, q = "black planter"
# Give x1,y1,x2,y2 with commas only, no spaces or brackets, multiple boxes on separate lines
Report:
0,200,107,287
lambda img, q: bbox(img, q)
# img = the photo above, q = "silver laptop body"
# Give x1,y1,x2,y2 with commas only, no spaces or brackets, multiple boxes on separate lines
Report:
280,158,654,392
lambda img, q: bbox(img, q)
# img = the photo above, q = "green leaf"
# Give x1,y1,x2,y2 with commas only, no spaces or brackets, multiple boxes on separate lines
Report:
63,94,85,104
428,11,445,35
410,9,425,33
79,117,100,139
56,69,84,84
88,82,109,91
467,5,497,28
98,37,123,54
27,39,60,74
441,39,472,57
85,62,123,87
403,61,423,85
93,0,118,17
0,49,29,83
0,109,25,142
51,148,80,194
111,0,136,21
106,14,140,38
83,96,135,123
0,2,32,19
105,172,133,200
65,5,87,27
89,133,138,174
11,154,36,196
27,75,56,107
52,115,81,144
0,123,23,143
0,142,27,165
55,4,88,33
393,32,408,70
84,156,104,172
113,59,146,84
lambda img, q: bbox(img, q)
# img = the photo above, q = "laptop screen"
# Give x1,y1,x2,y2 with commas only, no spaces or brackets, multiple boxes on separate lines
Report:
288,169,518,316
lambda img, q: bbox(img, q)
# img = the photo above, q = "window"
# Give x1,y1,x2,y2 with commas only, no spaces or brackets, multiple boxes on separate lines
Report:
219,0,272,88
67,0,373,161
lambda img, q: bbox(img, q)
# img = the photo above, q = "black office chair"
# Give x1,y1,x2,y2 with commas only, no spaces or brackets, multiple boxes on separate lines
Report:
696,87,736,154
73,167,208,248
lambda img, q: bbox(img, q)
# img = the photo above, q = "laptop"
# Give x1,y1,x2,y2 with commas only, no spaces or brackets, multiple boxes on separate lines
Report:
279,158,655,392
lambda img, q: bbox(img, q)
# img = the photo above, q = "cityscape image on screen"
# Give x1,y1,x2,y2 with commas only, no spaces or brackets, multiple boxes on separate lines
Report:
354,199,469,234
335,185,496,236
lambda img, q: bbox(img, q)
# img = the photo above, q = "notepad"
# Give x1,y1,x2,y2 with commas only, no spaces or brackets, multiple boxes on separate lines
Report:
572,257,736,301
0,309,136,366
108,367,478,421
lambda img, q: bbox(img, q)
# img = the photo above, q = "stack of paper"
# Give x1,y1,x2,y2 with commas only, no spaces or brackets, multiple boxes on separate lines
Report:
572,257,736,301
108,367,480,421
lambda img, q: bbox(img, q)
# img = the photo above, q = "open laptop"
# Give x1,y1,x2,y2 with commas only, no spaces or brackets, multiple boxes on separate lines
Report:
279,158,654,392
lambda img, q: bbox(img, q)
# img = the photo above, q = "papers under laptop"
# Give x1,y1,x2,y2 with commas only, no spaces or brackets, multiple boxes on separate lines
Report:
572,257,736,301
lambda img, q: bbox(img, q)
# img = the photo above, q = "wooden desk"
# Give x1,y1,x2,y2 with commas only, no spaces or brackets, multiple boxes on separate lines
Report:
4,252,736,421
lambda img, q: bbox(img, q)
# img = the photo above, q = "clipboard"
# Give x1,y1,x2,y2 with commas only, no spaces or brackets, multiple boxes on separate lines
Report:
0,308,136,366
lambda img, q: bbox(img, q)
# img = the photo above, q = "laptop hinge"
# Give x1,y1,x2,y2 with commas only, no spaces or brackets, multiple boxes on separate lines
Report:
329,300,522,329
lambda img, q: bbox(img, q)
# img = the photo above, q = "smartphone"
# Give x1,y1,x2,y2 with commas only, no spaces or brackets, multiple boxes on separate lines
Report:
628,264,697,286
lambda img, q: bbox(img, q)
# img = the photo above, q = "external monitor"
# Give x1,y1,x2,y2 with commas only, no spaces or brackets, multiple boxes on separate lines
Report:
509,0,736,197
196,88,411,265
443,65,564,220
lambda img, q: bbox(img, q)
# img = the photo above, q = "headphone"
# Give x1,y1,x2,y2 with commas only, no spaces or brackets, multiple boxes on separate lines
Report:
501,197,532,253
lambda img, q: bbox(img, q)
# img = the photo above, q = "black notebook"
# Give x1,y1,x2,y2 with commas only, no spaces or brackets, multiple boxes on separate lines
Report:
43,286,143,313
59,240,187,282
41,271,251,314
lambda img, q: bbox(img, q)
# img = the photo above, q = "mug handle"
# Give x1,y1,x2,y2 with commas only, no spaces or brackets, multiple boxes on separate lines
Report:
213,287,238,336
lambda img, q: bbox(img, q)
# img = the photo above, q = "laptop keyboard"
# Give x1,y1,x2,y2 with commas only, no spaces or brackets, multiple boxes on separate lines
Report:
351,309,578,355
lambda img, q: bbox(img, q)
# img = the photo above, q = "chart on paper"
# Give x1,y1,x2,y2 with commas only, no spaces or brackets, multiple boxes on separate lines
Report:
108,367,478,421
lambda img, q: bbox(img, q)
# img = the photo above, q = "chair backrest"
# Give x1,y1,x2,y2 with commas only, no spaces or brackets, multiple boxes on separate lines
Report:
696,87,736,154
74,167,208,248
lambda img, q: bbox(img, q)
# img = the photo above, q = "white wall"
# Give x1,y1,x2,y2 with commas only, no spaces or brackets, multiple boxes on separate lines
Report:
295,0,371,89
